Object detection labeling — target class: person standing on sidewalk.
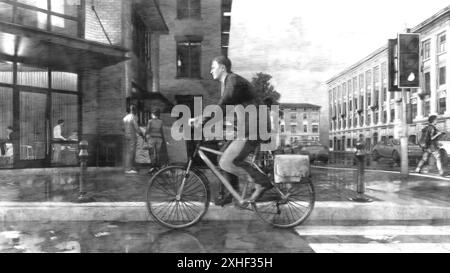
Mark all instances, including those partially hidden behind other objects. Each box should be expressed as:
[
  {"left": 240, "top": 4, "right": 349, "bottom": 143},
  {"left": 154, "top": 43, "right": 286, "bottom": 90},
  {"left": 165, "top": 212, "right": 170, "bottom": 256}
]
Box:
[
  {"left": 123, "top": 105, "right": 146, "bottom": 174},
  {"left": 415, "top": 115, "right": 445, "bottom": 176},
  {"left": 145, "top": 109, "right": 165, "bottom": 173}
]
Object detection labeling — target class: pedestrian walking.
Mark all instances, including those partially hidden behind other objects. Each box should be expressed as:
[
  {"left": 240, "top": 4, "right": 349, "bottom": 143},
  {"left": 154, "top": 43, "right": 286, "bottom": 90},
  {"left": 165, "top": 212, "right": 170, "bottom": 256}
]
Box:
[
  {"left": 123, "top": 105, "right": 146, "bottom": 174},
  {"left": 146, "top": 109, "right": 165, "bottom": 173},
  {"left": 415, "top": 115, "right": 445, "bottom": 176}
]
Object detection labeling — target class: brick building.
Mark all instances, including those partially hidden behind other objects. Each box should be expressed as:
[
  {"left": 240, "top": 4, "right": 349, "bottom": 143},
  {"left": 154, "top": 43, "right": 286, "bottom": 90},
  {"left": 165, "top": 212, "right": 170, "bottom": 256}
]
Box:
[
  {"left": 327, "top": 6, "right": 449, "bottom": 152},
  {"left": 0, "top": 0, "right": 168, "bottom": 168},
  {"left": 277, "top": 103, "right": 321, "bottom": 147},
  {"left": 156, "top": 0, "right": 232, "bottom": 111}
]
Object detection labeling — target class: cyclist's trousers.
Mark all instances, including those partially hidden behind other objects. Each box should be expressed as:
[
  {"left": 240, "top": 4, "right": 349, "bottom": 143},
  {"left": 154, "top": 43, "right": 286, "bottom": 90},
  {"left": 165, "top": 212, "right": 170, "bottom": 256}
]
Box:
[{"left": 219, "top": 139, "right": 271, "bottom": 188}]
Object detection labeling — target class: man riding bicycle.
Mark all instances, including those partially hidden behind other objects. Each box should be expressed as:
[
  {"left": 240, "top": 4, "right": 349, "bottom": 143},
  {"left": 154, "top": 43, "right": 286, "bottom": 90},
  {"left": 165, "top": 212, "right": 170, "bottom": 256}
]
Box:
[{"left": 190, "top": 56, "right": 272, "bottom": 206}]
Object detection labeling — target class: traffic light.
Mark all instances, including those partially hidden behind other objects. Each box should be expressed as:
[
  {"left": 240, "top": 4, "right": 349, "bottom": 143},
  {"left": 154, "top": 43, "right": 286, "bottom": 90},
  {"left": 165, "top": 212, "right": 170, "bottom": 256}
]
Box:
[
  {"left": 388, "top": 39, "right": 400, "bottom": 92},
  {"left": 398, "top": 33, "right": 420, "bottom": 88}
]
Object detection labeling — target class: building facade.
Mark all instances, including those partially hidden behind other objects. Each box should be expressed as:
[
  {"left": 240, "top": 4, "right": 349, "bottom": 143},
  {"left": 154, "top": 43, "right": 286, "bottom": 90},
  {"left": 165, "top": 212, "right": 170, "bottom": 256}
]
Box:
[
  {"left": 277, "top": 103, "right": 321, "bottom": 147},
  {"left": 0, "top": 0, "right": 168, "bottom": 168},
  {"left": 327, "top": 6, "right": 449, "bottom": 152},
  {"left": 157, "top": 0, "right": 231, "bottom": 110}
]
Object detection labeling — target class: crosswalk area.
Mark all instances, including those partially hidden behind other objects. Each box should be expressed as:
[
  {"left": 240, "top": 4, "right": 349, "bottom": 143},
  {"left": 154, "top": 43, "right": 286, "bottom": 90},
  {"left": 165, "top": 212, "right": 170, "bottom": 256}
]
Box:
[{"left": 294, "top": 224, "right": 450, "bottom": 253}]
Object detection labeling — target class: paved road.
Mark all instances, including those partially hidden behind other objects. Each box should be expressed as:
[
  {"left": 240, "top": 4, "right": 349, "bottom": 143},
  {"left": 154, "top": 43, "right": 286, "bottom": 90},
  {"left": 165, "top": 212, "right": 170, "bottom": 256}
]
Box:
[{"left": 1, "top": 220, "right": 448, "bottom": 253}]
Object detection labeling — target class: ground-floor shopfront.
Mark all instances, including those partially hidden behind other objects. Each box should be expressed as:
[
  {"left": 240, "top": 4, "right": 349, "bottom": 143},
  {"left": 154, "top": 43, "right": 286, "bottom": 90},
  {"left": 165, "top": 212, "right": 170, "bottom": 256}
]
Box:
[
  {"left": 329, "top": 116, "right": 450, "bottom": 152},
  {"left": 0, "top": 22, "right": 128, "bottom": 169}
]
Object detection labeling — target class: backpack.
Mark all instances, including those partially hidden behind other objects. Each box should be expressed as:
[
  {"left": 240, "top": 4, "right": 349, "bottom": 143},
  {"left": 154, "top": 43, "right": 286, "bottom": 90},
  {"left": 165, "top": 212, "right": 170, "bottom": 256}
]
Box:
[{"left": 418, "top": 125, "right": 431, "bottom": 149}]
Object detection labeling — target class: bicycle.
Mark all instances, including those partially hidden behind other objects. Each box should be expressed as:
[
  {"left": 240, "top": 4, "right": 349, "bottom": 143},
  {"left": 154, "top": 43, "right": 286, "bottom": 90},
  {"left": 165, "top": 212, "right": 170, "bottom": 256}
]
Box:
[{"left": 146, "top": 140, "right": 315, "bottom": 229}]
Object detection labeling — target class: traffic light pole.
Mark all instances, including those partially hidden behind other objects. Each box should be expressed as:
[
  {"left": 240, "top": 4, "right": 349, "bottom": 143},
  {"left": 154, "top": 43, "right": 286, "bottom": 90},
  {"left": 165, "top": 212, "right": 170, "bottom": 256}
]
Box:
[{"left": 400, "top": 88, "right": 409, "bottom": 176}]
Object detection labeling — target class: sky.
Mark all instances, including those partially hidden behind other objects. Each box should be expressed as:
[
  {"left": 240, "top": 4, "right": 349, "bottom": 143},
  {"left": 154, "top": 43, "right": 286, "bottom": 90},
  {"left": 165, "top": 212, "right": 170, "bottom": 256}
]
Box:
[{"left": 228, "top": 0, "right": 450, "bottom": 105}]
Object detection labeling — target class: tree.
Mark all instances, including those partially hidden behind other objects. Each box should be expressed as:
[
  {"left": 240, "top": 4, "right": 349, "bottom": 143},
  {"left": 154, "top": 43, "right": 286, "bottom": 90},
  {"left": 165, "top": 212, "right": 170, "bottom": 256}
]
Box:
[{"left": 251, "top": 72, "right": 281, "bottom": 105}]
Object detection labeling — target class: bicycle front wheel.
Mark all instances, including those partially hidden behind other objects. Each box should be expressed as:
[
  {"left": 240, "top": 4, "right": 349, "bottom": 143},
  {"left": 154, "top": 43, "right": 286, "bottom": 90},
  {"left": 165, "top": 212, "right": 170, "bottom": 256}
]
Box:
[
  {"left": 146, "top": 166, "right": 210, "bottom": 229},
  {"left": 252, "top": 180, "right": 315, "bottom": 228}
]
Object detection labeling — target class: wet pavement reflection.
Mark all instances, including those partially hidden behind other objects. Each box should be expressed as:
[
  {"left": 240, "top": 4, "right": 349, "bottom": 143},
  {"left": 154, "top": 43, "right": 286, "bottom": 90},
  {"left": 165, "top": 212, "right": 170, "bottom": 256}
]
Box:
[
  {"left": 0, "top": 166, "right": 449, "bottom": 206},
  {"left": 0, "top": 221, "right": 314, "bottom": 253}
]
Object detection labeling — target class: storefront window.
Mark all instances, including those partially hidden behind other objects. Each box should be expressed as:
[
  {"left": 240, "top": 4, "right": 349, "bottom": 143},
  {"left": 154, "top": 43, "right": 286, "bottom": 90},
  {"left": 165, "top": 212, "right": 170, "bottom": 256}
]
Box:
[
  {"left": 51, "top": 71, "right": 78, "bottom": 91},
  {"left": 0, "top": 61, "right": 13, "bottom": 83},
  {"left": 17, "top": 63, "right": 49, "bottom": 88},
  {"left": 0, "top": 60, "right": 80, "bottom": 167},
  {"left": 0, "top": 87, "right": 13, "bottom": 168}
]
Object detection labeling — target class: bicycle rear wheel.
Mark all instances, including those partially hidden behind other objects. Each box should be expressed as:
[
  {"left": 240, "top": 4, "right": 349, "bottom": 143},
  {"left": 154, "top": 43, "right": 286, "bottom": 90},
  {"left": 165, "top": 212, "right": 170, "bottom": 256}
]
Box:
[
  {"left": 252, "top": 180, "right": 315, "bottom": 228},
  {"left": 146, "top": 166, "right": 210, "bottom": 229}
]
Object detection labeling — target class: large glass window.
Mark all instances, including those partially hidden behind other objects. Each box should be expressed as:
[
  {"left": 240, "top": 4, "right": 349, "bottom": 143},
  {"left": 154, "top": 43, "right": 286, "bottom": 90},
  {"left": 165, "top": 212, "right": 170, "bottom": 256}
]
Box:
[
  {"left": 1, "top": 0, "right": 82, "bottom": 37},
  {"left": 19, "top": 91, "right": 46, "bottom": 160},
  {"left": 17, "top": 63, "right": 49, "bottom": 88},
  {"left": 0, "top": 59, "right": 79, "bottom": 167},
  {"left": 0, "top": 61, "right": 13, "bottom": 83},
  {"left": 0, "top": 87, "right": 13, "bottom": 167}
]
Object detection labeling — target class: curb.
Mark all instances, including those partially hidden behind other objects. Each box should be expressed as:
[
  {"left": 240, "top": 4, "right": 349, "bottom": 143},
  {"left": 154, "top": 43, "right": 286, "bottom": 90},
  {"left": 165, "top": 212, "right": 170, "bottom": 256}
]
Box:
[{"left": 1, "top": 201, "right": 449, "bottom": 222}]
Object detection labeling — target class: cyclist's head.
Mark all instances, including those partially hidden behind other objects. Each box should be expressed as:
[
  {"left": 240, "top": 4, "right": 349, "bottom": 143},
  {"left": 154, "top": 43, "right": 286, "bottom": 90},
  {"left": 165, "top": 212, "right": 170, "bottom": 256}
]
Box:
[
  {"left": 211, "top": 56, "right": 232, "bottom": 80},
  {"left": 428, "top": 115, "right": 437, "bottom": 124}
]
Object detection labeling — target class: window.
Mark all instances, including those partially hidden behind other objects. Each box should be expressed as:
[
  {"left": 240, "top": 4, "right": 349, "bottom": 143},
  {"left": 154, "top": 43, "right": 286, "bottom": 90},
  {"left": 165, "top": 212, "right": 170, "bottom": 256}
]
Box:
[
  {"left": 424, "top": 72, "right": 431, "bottom": 94},
  {"left": 439, "top": 97, "right": 446, "bottom": 115},
  {"left": 291, "top": 112, "right": 297, "bottom": 121},
  {"left": 438, "top": 33, "right": 446, "bottom": 53},
  {"left": 383, "top": 110, "right": 387, "bottom": 124},
  {"left": 366, "top": 71, "right": 372, "bottom": 107},
  {"left": 177, "top": 41, "right": 201, "bottom": 78},
  {"left": 423, "top": 40, "right": 431, "bottom": 59},
  {"left": 424, "top": 100, "right": 430, "bottom": 117},
  {"left": 303, "top": 113, "right": 308, "bottom": 120},
  {"left": 381, "top": 63, "right": 387, "bottom": 101},
  {"left": 281, "top": 125, "right": 285, "bottom": 133},
  {"left": 291, "top": 125, "right": 297, "bottom": 134},
  {"left": 390, "top": 109, "right": 395, "bottom": 122},
  {"left": 439, "top": 66, "right": 446, "bottom": 86},
  {"left": 349, "top": 100, "right": 352, "bottom": 111},
  {"left": 177, "top": 0, "right": 201, "bottom": 19},
  {"left": 412, "top": 103, "right": 417, "bottom": 119},
  {"left": 366, "top": 113, "right": 371, "bottom": 125},
  {"left": 5, "top": 0, "right": 82, "bottom": 37},
  {"left": 312, "top": 125, "right": 319, "bottom": 133},
  {"left": 303, "top": 125, "right": 308, "bottom": 133}
]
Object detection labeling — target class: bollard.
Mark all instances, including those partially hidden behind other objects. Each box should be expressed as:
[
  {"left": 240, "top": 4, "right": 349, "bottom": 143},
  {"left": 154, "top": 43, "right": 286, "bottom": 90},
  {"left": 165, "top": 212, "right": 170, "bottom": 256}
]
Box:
[
  {"left": 350, "top": 140, "right": 372, "bottom": 203},
  {"left": 77, "top": 140, "right": 94, "bottom": 203}
]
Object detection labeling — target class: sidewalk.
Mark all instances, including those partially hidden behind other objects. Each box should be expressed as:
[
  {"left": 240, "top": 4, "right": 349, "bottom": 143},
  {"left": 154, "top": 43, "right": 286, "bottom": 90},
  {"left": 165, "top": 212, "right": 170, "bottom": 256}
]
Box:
[{"left": 0, "top": 166, "right": 449, "bottom": 222}]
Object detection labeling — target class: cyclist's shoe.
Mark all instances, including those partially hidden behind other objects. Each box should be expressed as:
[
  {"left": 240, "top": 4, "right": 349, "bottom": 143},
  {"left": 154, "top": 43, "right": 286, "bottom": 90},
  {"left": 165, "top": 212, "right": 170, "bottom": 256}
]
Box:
[
  {"left": 234, "top": 199, "right": 252, "bottom": 210},
  {"left": 245, "top": 183, "right": 273, "bottom": 203},
  {"left": 214, "top": 194, "right": 233, "bottom": 207}
]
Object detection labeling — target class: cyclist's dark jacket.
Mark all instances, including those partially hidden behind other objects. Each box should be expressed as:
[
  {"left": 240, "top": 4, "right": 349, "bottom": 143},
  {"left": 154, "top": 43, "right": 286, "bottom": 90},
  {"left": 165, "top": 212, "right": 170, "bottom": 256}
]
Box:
[{"left": 217, "top": 73, "right": 265, "bottom": 140}]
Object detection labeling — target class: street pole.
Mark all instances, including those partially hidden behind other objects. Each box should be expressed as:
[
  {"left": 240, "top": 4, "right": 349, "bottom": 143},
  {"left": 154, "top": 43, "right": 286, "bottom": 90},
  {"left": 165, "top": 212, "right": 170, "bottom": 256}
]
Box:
[{"left": 400, "top": 88, "right": 409, "bottom": 176}]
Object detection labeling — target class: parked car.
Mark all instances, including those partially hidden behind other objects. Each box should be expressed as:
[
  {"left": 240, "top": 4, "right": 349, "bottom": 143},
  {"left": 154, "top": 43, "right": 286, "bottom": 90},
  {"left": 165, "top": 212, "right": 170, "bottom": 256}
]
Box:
[
  {"left": 436, "top": 133, "right": 450, "bottom": 166},
  {"left": 371, "top": 139, "right": 423, "bottom": 164},
  {"left": 299, "top": 144, "right": 330, "bottom": 163}
]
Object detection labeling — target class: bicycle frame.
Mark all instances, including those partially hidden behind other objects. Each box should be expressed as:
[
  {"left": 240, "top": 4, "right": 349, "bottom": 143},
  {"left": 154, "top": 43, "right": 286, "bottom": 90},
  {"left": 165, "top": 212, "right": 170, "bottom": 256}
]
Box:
[{"left": 176, "top": 141, "right": 284, "bottom": 205}]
